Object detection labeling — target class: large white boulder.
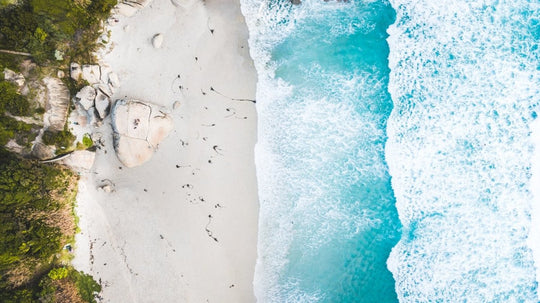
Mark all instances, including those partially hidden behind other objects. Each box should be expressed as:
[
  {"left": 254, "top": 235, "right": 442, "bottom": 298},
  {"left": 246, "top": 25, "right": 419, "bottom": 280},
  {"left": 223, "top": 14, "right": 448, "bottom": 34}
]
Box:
[
  {"left": 32, "top": 142, "right": 56, "bottom": 160},
  {"left": 111, "top": 99, "right": 173, "bottom": 167},
  {"left": 75, "top": 86, "right": 96, "bottom": 110},
  {"left": 108, "top": 72, "right": 120, "bottom": 88},
  {"left": 43, "top": 77, "right": 70, "bottom": 131},
  {"left": 94, "top": 88, "right": 111, "bottom": 120},
  {"left": 70, "top": 63, "right": 81, "bottom": 80},
  {"left": 81, "top": 65, "right": 101, "bottom": 84}
]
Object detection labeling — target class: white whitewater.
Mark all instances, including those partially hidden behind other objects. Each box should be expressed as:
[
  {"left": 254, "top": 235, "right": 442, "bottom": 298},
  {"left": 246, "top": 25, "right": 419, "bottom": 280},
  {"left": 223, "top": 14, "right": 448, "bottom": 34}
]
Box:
[{"left": 386, "top": 0, "right": 540, "bottom": 301}]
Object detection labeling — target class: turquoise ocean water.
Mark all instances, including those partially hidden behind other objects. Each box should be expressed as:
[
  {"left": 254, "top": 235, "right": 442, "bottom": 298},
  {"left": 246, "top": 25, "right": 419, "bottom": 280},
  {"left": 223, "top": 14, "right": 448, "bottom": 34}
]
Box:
[{"left": 240, "top": 0, "right": 540, "bottom": 302}]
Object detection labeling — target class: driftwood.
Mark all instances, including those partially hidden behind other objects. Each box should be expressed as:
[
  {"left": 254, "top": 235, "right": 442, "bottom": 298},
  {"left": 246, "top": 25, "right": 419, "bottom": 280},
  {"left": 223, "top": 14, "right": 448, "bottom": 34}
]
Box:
[{"left": 0, "top": 49, "right": 32, "bottom": 56}]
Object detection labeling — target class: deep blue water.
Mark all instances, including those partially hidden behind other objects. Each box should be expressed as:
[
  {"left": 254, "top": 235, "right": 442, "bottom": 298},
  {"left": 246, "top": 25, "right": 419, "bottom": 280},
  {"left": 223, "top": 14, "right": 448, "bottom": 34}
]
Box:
[{"left": 240, "top": 0, "right": 540, "bottom": 302}]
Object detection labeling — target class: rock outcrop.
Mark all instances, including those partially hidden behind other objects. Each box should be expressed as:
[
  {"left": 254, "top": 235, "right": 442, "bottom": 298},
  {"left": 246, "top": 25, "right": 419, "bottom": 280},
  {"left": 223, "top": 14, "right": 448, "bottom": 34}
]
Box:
[
  {"left": 43, "top": 77, "right": 70, "bottom": 131},
  {"left": 31, "top": 142, "right": 56, "bottom": 160},
  {"left": 111, "top": 99, "right": 173, "bottom": 167},
  {"left": 108, "top": 72, "right": 120, "bottom": 88},
  {"left": 72, "top": 83, "right": 113, "bottom": 124},
  {"left": 75, "top": 86, "right": 97, "bottom": 110},
  {"left": 81, "top": 65, "right": 101, "bottom": 84},
  {"left": 70, "top": 63, "right": 101, "bottom": 85},
  {"left": 3, "top": 68, "right": 26, "bottom": 92},
  {"left": 70, "top": 63, "right": 82, "bottom": 80},
  {"left": 94, "top": 89, "right": 111, "bottom": 120}
]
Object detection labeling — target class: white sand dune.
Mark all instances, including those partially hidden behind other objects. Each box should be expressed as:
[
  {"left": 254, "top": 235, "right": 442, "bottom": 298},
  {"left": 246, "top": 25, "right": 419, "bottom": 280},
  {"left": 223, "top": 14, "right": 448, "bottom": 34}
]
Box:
[{"left": 72, "top": 0, "right": 259, "bottom": 302}]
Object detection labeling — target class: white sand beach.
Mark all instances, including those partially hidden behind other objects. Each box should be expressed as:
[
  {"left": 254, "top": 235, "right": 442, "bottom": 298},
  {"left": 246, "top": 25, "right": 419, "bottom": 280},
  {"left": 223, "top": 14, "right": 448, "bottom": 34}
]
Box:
[{"left": 72, "top": 0, "right": 259, "bottom": 302}]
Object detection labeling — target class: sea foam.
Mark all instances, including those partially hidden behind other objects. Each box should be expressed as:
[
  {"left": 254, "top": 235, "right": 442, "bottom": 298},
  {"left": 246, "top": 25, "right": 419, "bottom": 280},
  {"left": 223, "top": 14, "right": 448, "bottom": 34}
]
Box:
[{"left": 386, "top": 0, "right": 540, "bottom": 301}]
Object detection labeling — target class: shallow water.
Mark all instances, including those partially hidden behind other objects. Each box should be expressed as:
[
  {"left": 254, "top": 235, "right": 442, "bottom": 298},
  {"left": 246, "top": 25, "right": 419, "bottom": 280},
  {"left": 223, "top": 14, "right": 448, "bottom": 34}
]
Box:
[{"left": 241, "top": 1, "right": 401, "bottom": 302}]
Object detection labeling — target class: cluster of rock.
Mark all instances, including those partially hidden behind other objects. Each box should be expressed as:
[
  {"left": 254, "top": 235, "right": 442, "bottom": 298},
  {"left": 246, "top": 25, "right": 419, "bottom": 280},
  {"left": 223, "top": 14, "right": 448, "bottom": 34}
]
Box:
[
  {"left": 1, "top": 7, "right": 178, "bottom": 169},
  {"left": 111, "top": 100, "right": 173, "bottom": 167},
  {"left": 70, "top": 63, "right": 119, "bottom": 127},
  {"left": 69, "top": 63, "right": 173, "bottom": 167}
]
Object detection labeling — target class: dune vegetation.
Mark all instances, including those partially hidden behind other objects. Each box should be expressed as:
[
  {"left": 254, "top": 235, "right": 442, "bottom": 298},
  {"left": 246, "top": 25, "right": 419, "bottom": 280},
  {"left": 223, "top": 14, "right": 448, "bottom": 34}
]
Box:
[{"left": 0, "top": 0, "right": 118, "bottom": 301}]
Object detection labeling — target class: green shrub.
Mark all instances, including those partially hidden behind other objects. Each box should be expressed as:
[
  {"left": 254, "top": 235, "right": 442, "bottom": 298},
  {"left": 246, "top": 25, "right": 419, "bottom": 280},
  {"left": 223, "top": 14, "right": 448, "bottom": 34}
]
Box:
[
  {"left": 87, "top": 0, "right": 117, "bottom": 18},
  {"left": 47, "top": 267, "right": 68, "bottom": 280},
  {"left": 42, "top": 129, "right": 75, "bottom": 151},
  {"left": 0, "top": 0, "right": 118, "bottom": 65},
  {"left": 0, "top": 114, "right": 36, "bottom": 146},
  {"left": 82, "top": 133, "right": 93, "bottom": 147},
  {"left": 73, "top": 269, "right": 101, "bottom": 303},
  {"left": 0, "top": 81, "right": 31, "bottom": 116}
]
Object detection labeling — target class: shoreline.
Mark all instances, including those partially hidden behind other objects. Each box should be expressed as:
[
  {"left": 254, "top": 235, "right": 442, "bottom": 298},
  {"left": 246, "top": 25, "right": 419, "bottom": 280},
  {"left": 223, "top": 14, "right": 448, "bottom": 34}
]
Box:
[{"left": 72, "top": 1, "right": 260, "bottom": 301}]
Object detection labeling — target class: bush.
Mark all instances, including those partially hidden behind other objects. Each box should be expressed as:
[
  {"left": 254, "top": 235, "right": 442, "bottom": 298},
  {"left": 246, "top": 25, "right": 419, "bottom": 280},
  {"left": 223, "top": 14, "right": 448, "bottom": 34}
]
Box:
[
  {"left": 79, "top": 133, "right": 93, "bottom": 149},
  {"left": 48, "top": 267, "right": 69, "bottom": 280},
  {"left": 0, "top": 114, "right": 36, "bottom": 147},
  {"left": 42, "top": 129, "right": 75, "bottom": 151},
  {"left": 0, "top": 81, "right": 31, "bottom": 116},
  {"left": 38, "top": 266, "right": 101, "bottom": 303},
  {"left": 73, "top": 269, "right": 101, "bottom": 303},
  {"left": 82, "top": 134, "right": 92, "bottom": 147}
]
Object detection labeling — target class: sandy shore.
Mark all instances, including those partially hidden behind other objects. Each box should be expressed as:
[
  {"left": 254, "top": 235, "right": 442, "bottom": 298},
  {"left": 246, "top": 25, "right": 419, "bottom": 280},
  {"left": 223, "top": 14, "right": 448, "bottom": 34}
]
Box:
[{"left": 72, "top": 0, "right": 259, "bottom": 302}]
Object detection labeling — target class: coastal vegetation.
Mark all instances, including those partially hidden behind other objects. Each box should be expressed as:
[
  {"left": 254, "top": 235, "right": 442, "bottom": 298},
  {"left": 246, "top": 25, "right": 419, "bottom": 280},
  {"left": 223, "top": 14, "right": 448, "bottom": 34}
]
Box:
[
  {"left": 0, "top": 80, "right": 31, "bottom": 116},
  {"left": 0, "top": 0, "right": 117, "bottom": 65},
  {"left": 0, "top": 80, "right": 39, "bottom": 150},
  {"left": 0, "top": 0, "right": 115, "bottom": 153},
  {"left": 0, "top": 0, "right": 117, "bottom": 301},
  {"left": 42, "top": 128, "right": 76, "bottom": 153},
  {"left": 0, "top": 149, "right": 101, "bottom": 302}
]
